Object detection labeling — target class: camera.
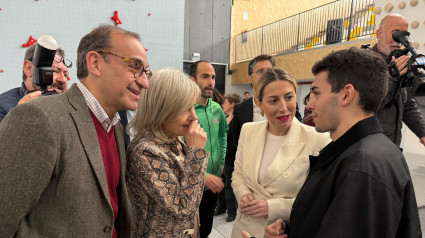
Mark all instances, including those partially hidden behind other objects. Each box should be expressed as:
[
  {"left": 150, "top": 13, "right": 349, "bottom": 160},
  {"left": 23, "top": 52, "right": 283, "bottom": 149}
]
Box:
[
  {"left": 389, "top": 31, "right": 425, "bottom": 105},
  {"left": 32, "top": 35, "right": 58, "bottom": 95}
]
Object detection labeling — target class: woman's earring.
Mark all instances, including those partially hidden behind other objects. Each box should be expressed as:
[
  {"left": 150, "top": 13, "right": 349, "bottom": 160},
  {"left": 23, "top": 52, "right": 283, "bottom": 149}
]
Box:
[{"left": 260, "top": 110, "right": 264, "bottom": 117}]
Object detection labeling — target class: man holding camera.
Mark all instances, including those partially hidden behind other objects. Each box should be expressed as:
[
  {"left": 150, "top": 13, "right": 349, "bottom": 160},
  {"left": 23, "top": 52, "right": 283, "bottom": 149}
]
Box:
[
  {"left": 0, "top": 45, "right": 69, "bottom": 123},
  {"left": 373, "top": 13, "right": 425, "bottom": 147},
  {"left": 0, "top": 25, "right": 149, "bottom": 237}
]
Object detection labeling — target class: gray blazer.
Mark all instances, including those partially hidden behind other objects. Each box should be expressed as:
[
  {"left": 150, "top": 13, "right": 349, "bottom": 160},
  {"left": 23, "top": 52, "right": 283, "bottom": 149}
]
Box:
[{"left": 0, "top": 84, "right": 132, "bottom": 237}]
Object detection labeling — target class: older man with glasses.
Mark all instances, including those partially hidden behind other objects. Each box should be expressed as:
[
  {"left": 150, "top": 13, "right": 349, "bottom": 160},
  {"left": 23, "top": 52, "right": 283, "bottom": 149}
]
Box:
[
  {"left": 0, "top": 24, "right": 150, "bottom": 237},
  {"left": 0, "top": 45, "right": 71, "bottom": 122}
]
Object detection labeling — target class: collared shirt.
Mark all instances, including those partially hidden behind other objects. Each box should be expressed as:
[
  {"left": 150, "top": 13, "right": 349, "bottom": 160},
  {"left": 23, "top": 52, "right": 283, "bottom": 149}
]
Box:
[
  {"left": 252, "top": 96, "right": 267, "bottom": 122},
  {"left": 77, "top": 81, "right": 120, "bottom": 132},
  {"left": 127, "top": 110, "right": 136, "bottom": 141}
]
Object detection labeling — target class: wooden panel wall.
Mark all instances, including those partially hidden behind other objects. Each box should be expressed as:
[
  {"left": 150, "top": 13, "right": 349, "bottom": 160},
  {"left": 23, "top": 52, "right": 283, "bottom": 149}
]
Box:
[{"left": 231, "top": 38, "right": 376, "bottom": 84}]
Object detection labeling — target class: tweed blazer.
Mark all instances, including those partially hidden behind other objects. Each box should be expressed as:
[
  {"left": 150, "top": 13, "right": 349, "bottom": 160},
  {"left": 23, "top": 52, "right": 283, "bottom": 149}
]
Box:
[
  {"left": 231, "top": 119, "right": 331, "bottom": 238},
  {"left": 0, "top": 84, "right": 132, "bottom": 237}
]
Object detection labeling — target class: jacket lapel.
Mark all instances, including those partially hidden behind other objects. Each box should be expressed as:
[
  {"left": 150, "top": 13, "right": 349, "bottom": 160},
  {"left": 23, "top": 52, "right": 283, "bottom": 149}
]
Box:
[
  {"left": 261, "top": 119, "right": 305, "bottom": 187},
  {"left": 247, "top": 122, "right": 268, "bottom": 192},
  {"left": 67, "top": 84, "right": 111, "bottom": 205},
  {"left": 114, "top": 123, "right": 126, "bottom": 174}
]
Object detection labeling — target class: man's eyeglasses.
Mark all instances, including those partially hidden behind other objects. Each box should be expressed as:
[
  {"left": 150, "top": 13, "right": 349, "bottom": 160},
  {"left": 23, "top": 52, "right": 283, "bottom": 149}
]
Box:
[
  {"left": 54, "top": 56, "right": 73, "bottom": 68},
  {"left": 97, "top": 51, "right": 152, "bottom": 79}
]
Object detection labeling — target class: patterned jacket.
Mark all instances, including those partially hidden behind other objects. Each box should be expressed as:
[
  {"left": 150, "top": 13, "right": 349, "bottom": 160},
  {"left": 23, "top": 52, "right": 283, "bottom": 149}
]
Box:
[{"left": 126, "top": 130, "right": 209, "bottom": 238}]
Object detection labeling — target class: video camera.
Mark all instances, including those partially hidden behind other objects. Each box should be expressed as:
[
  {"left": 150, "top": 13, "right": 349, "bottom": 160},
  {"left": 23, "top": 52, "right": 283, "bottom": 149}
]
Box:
[
  {"left": 389, "top": 31, "right": 425, "bottom": 104},
  {"left": 32, "top": 35, "right": 58, "bottom": 95}
]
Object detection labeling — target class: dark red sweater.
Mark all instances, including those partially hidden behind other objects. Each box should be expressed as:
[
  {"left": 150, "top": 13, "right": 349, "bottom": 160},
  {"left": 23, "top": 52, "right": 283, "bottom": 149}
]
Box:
[{"left": 89, "top": 110, "right": 120, "bottom": 238}]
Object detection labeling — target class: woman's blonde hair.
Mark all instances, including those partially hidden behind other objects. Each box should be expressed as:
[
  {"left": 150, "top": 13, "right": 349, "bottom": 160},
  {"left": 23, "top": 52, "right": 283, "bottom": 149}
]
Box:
[
  {"left": 128, "top": 67, "right": 200, "bottom": 141},
  {"left": 254, "top": 67, "right": 297, "bottom": 102}
]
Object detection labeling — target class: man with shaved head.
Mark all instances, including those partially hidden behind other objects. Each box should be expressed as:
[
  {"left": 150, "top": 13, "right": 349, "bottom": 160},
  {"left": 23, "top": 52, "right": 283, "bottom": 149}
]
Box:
[{"left": 373, "top": 13, "right": 425, "bottom": 148}]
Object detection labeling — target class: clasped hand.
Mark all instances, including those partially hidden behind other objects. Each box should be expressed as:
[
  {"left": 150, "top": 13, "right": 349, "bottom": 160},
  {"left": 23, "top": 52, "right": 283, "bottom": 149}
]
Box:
[{"left": 240, "top": 193, "right": 268, "bottom": 218}]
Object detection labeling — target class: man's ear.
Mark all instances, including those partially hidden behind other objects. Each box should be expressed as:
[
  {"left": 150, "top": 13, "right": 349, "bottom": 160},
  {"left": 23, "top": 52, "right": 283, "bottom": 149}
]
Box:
[
  {"left": 86, "top": 51, "right": 102, "bottom": 77},
  {"left": 190, "top": 76, "right": 196, "bottom": 82},
  {"left": 340, "top": 84, "right": 356, "bottom": 106},
  {"left": 376, "top": 29, "right": 383, "bottom": 41},
  {"left": 23, "top": 60, "right": 33, "bottom": 78},
  {"left": 248, "top": 75, "right": 253, "bottom": 84}
]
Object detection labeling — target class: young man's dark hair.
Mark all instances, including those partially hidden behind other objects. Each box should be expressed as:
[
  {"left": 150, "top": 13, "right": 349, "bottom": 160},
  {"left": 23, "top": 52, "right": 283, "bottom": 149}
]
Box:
[
  {"left": 248, "top": 54, "right": 275, "bottom": 75},
  {"left": 312, "top": 47, "right": 388, "bottom": 113}
]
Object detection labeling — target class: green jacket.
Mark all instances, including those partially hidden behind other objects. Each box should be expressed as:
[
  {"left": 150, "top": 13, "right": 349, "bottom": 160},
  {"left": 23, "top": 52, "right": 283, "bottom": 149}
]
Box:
[{"left": 193, "top": 98, "right": 228, "bottom": 177}]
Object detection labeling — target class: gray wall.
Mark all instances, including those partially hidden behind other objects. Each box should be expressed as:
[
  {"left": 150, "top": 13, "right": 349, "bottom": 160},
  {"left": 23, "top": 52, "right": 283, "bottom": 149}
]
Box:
[
  {"left": 0, "top": 0, "right": 185, "bottom": 94},
  {"left": 184, "top": 0, "right": 231, "bottom": 64}
]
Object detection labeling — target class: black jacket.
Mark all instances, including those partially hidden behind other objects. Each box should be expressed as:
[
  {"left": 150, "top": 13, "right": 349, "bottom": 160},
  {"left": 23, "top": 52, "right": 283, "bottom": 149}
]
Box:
[
  {"left": 289, "top": 117, "right": 421, "bottom": 238},
  {"left": 231, "top": 97, "right": 254, "bottom": 153}
]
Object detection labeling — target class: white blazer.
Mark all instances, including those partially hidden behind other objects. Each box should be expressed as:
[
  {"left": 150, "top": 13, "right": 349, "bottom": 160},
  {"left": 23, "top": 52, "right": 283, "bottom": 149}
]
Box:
[{"left": 231, "top": 119, "right": 330, "bottom": 238}]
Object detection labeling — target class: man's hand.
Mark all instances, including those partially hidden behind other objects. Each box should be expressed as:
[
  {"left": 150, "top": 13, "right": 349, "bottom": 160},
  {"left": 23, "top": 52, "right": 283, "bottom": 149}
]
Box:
[
  {"left": 392, "top": 55, "right": 409, "bottom": 76},
  {"left": 240, "top": 193, "right": 268, "bottom": 218},
  {"left": 17, "top": 91, "right": 42, "bottom": 105},
  {"left": 204, "top": 174, "right": 224, "bottom": 193},
  {"left": 264, "top": 219, "right": 288, "bottom": 238},
  {"left": 420, "top": 136, "right": 425, "bottom": 146},
  {"left": 185, "top": 120, "right": 207, "bottom": 149}
]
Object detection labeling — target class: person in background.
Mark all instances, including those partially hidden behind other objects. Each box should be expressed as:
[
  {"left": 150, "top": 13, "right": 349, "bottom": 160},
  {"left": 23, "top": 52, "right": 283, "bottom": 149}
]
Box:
[
  {"left": 212, "top": 87, "right": 226, "bottom": 219},
  {"left": 221, "top": 93, "right": 242, "bottom": 222},
  {"left": 189, "top": 60, "right": 228, "bottom": 238},
  {"left": 231, "top": 68, "right": 330, "bottom": 238},
  {"left": 126, "top": 67, "right": 209, "bottom": 237},
  {"left": 373, "top": 13, "right": 425, "bottom": 147},
  {"left": 232, "top": 55, "right": 275, "bottom": 158},
  {"left": 213, "top": 88, "right": 224, "bottom": 105},
  {"left": 243, "top": 91, "right": 251, "bottom": 101},
  {"left": 0, "top": 45, "right": 70, "bottom": 122},
  {"left": 301, "top": 93, "right": 314, "bottom": 127}
]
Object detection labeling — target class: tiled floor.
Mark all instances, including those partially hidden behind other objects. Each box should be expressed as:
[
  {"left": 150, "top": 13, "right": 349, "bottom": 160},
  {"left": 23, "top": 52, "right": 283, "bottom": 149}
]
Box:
[
  {"left": 210, "top": 213, "right": 234, "bottom": 238},
  {"left": 210, "top": 152, "right": 425, "bottom": 238},
  {"left": 405, "top": 153, "right": 425, "bottom": 208}
]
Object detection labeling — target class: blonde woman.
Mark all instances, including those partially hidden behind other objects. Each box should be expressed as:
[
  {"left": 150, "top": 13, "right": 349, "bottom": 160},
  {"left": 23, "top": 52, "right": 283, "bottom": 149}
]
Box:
[
  {"left": 126, "top": 67, "right": 209, "bottom": 237},
  {"left": 231, "top": 68, "right": 330, "bottom": 238}
]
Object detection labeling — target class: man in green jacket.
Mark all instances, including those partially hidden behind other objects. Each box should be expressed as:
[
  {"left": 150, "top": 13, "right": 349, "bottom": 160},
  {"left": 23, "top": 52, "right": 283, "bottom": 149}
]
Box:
[{"left": 190, "top": 60, "right": 228, "bottom": 238}]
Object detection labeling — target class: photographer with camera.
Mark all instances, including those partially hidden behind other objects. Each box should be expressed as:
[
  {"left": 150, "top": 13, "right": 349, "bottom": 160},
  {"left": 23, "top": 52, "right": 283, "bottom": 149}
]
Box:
[
  {"left": 372, "top": 13, "right": 425, "bottom": 147},
  {"left": 0, "top": 44, "right": 70, "bottom": 123}
]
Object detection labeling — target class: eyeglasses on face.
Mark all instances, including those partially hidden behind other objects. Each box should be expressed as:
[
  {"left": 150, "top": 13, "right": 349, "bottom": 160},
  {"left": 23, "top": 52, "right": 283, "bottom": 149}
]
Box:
[
  {"left": 53, "top": 55, "right": 73, "bottom": 68},
  {"left": 97, "top": 50, "right": 152, "bottom": 78}
]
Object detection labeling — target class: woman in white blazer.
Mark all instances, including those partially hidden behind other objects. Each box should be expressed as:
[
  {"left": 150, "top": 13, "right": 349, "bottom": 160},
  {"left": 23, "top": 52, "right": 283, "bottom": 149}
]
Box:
[{"left": 231, "top": 68, "right": 330, "bottom": 238}]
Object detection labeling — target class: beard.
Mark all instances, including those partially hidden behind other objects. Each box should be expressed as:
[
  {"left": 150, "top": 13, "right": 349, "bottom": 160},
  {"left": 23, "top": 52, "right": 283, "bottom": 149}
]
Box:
[
  {"left": 378, "top": 41, "right": 401, "bottom": 57},
  {"left": 201, "top": 87, "right": 214, "bottom": 98}
]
